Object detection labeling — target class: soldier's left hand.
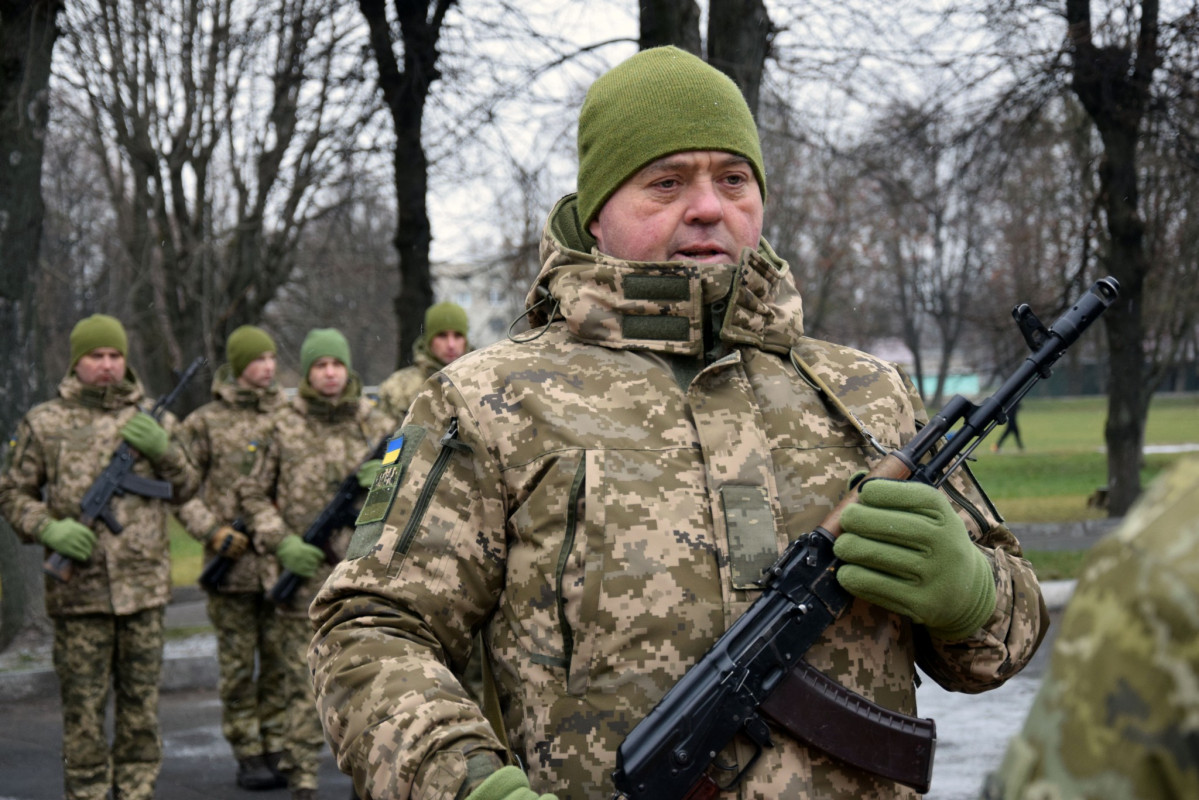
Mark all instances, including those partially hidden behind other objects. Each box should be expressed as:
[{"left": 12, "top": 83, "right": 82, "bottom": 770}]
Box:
[
  {"left": 356, "top": 459, "right": 383, "bottom": 488},
  {"left": 209, "top": 525, "right": 250, "bottom": 559},
  {"left": 464, "top": 766, "right": 559, "bottom": 800},
  {"left": 834, "top": 478, "right": 997, "bottom": 641},
  {"left": 121, "top": 412, "right": 169, "bottom": 461}
]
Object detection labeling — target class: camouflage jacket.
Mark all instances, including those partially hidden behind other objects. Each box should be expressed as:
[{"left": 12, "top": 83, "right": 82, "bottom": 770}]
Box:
[
  {"left": 309, "top": 194, "right": 1047, "bottom": 800},
  {"left": 0, "top": 370, "right": 199, "bottom": 616},
  {"left": 177, "top": 363, "right": 285, "bottom": 594},
  {"left": 239, "top": 373, "right": 395, "bottom": 617},
  {"left": 377, "top": 341, "right": 451, "bottom": 423},
  {"left": 985, "top": 456, "right": 1199, "bottom": 800}
]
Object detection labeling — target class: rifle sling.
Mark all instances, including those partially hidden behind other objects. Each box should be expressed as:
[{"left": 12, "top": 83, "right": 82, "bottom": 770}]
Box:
[{"left": 759, "top": 659, "right": 935, "bottom": 794}]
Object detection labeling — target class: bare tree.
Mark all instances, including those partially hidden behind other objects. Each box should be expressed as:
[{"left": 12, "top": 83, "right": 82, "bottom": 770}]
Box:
[
  {"left": 357, "top": 0, "right": 457, "bottom": 370},
  {"left": 54, "top": 0, "right": 380, "bottom": 405},
  {"left": 0, "top": 0, "right": 60, "bottom": 651},
  {"left": 639, "top": 0, "right": 701, "bottom": 54}
]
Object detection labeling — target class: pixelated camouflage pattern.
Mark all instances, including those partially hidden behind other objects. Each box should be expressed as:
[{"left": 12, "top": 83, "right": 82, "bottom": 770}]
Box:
[
  {"left": 178, "top": 362, "right": 285, "bottom": 594},
  {"left": 984, "top": 456, "right": 1199, "bottom": 800},
  {"left": 53, "top": 607, "right": 165, "bottom": 800},
  {"left": 239, "top": 372, "right": 396, "bottom": 619},
  {"left": 206, "top": 591, "right": 290, "bottom": 758},
  {"left": 237, "top": 372, "right": 394, "bottom": 790},
  {"left": 309, "top": 194, "right": 1046, "bottom": 800},
  {"left": 0, "top": 370, "right": 200, "bottom": 616},
  {"left": 276, "top": 614, "right": 329, "bottom": 791},
  {"left": 377, "top": 341, "right": 450, "bottom": 423}
]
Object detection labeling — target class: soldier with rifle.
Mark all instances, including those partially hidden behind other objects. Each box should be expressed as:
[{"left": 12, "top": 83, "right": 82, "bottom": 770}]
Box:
[
  {"left": 307, "top": 47, "right": 1051, "bottom": 800},
  {"left": 178, "top": 325, "right": 289, "bottom": 791},
  {"left": 0, "top": 314, "right": 200, "bottom": 800},
  {"left": 239, "top": 327, "right": 395, "bottom": 800}
]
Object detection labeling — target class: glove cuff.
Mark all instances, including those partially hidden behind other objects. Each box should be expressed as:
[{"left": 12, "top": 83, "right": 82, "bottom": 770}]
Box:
[
  {"left": 927, "top": 552, "right": 997, "bottom": 641},
  {"left": 464, "top": 766, "right": 531, "bottom": 800}
]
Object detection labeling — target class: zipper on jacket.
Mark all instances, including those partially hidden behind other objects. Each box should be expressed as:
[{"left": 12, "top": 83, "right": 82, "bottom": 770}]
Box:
[
  {"left": 546, "top": 458, "right": 587, "bottom": 673},
  {"left": 396, "top": 418, "right": 461, "bottom": 557}
]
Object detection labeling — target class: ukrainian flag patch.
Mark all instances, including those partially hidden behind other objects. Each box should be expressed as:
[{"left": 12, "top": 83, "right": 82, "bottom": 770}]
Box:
[{"left": 382, "top": 435, "right": 404, "bottom": 466}]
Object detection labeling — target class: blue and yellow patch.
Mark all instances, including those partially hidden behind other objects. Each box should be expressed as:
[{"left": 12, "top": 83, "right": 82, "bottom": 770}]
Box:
[{"left": 381, "top": 435, "right": 404, "bottom": 466}]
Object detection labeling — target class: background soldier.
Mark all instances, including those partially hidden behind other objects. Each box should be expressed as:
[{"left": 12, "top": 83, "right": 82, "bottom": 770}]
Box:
[
  {"left": 239, "top": 327, "right": 395, "bottom": 800},
  {"left": 178, "top": 325, "right": 289, "bottom": 790},
  {"left": 307, "top": 48, "right": 1046, "bottom": 800},
  {"left": 0, "top": 314, "right": 199, "bottom": 800},
  {"left": 984, "top": 456, "right": 1199, "bottom": 799},
  {"left": 377, "top": 300, "right": 471, "bottom": 422}
]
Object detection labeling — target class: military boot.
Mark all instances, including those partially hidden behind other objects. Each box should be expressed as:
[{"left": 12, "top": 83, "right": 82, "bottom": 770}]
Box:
[{"left": 238, "top": 755, "right": 285, "bottom": 790}]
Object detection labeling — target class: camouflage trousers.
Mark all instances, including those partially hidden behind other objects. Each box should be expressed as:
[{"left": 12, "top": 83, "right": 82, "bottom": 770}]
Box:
[
  {"left": 52, "top": 607, "right": 165, "bottom": 800},
  {"left": 276, "top": 613, "right": 325, "bottom": 791},
  {"left": 206, "top": 591, "right": 289, "bottom": 760}
]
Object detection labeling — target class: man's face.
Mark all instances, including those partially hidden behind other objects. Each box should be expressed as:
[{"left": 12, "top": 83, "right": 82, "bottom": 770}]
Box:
[
  {"left": 308, "top": 356, "right": 349, "bottom": 399},
  {"left": 429, "top": 331, "right": 467, "bottom": 365},
  {"left": 588, "top": 150, "right": 763, "bottom": 264},
  {"left": 74, "top": 347, "right": 127, "bottom": 388},
  {"left": 238, "top": 352, "right": 277, "bottom": 390}
]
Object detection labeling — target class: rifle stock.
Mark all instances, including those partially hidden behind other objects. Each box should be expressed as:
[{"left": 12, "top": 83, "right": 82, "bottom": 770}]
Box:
[
  {"left": 267, "top": 437, "right": 388, "bottom": 604},
  {"left": 44, "top": 356, "right": 206, "bottom": 583},
  {"left": 611, "top": 278, "right": 1119, "bottom": 800}
]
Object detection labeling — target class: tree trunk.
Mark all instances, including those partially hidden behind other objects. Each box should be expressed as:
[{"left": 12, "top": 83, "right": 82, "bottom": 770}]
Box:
[
  {"left": 0, "top": 0, "right": 60, "bottom": 651},
  {"left": 639, "top": 0, "right": 701, "bottom": 55},
  {"left": 708, "top": 0, "right": 772, "bottom": 114},
  {"left": 359, "top": 0, "right": 454, "bottom": 369},
  {"left": 1065, "top": 0, "right": 1159, "bottom": 515}
]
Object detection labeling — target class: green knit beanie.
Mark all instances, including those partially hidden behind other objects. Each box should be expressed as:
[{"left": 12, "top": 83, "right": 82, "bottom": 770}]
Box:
[
  {"left": 70, "top": 314, "right": 128, "bottom": 369},
  {"left": 300, "top": 328, "right": 351, "bottom": 377},
  {"left": 423, "top": 302, "right": 469, "bottom": 348},
  {"left": 226, "top": 325, "right": 277, "bottom": 378},
  {"left": 577, "top": 45, "right": 767, "bottom": 227}
]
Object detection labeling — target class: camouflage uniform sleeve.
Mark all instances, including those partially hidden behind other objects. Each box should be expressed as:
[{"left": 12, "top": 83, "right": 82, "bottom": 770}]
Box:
[
  {"left": 984, "top": 458, "right": 1199, "bottom": 800},
  {"left": 155, "top": 409, "right": 202, "bottom": 504},
  {"left": 0, "top": 417, "right": 53, "bottom": 541},
  {"left": 176, "top": 409, "right": 219, "bottom": 543},
  {"left": 238, "top": 427, "right": 287, "bottom": 550},
  {"left": 309, "top": 376, "right": 508, "bottom": 800}
]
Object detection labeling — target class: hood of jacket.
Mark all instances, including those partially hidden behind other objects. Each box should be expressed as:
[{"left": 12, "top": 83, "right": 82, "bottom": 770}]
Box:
[
  {"left": 211, "top": 362, "right": 284, "bottom": 412},
  {"left": 58, "top": 367, "right": 147, "bottom": 411},
  {"left": 524, "top": 193, "right": 805, "bottom": 358}
]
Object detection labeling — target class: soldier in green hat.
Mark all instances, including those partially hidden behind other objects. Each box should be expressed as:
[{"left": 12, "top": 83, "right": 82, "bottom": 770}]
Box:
[
  {"left": 239, "top": 327, "right": 395, "bottom": 800},
  {"left": 178, "top": 325, "right": 289, "bottom": 790},
  {"left": 0, "top": 314, "right": 200, "bottom": 800},
  {"left": 377, "top": 301, "right": 472, "bottom": 423},
  {"left": 308, "top": 47, "right": 1047, "bottom": 800}
]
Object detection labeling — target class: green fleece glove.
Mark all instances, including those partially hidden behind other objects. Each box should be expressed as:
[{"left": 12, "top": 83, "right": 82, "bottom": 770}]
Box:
[
  {"left": 356, "top": 459, "right": 383, "bottom": 488},
  {"left": 465, "top": 766, "right": 558, "bottom": 800},
  {"left": 276, "top": 534, "right": 324, "bottom": 577},
  {"left": 834, "top": 479, "right": 997, "bottom": 641},
  {"left": 120, "top": 412, "right": 169, "bottom": 461},
  {"left": 40, "top": 518, "right": 97, "bottom": 561}
]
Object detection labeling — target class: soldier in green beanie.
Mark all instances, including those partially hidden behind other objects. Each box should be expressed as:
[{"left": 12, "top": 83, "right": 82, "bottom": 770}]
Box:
[
  {"left": 0, "top": 314, "right": 200, "bottom": 800},
  {"left": 309, "top": 46, "right": 1045, "bottom": 800},
  {"left": 239, "top": 327, "right": 394, "bottom": 800},
  {"left": 178, "top": 324, "right": 288, "bottom": 790},
  {"left": 377, "top": 301, "right": 472, "bottom": 422}
]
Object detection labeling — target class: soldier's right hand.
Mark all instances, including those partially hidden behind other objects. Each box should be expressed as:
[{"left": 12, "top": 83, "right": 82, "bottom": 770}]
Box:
[
  {"left": 39, "top": 518, "right": 97, "bottom": 562},
  {"left": 209, "top": 525, "right": 250, "bottom": 559},
  {"left": 462, "top": 766, "right": 559, "bottom": 800},
  {"left": 276, "top": 534, "right": 324, "bottom": 577}
]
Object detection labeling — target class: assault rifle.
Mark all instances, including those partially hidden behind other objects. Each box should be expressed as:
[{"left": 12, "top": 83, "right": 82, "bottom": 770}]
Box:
[
  {"left": 44, "top": 356, "right": 206, "bottom": 583},
  {"left": 197, "top": 518, "right": 249, "bottom": 591},
  {"left": 267, "top": 437, "right": 388, "bottom": 604},
  {"left": 611, "top": 278, "right": 1120, "bottom": 800}
]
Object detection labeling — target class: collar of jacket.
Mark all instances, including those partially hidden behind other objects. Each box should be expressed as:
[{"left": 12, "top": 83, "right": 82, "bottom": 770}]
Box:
[
  {"left": 525, "top": 193, "right": 805, "bottom": 358},
  {"left": 60, "top": 370, "right": 145, "bottom": 411},
  {"left": 212, "top": 362, "right": 281, "bottom": 412},
  {"left": 296, "top": 372, "right": 364, "bottom": 423}
]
